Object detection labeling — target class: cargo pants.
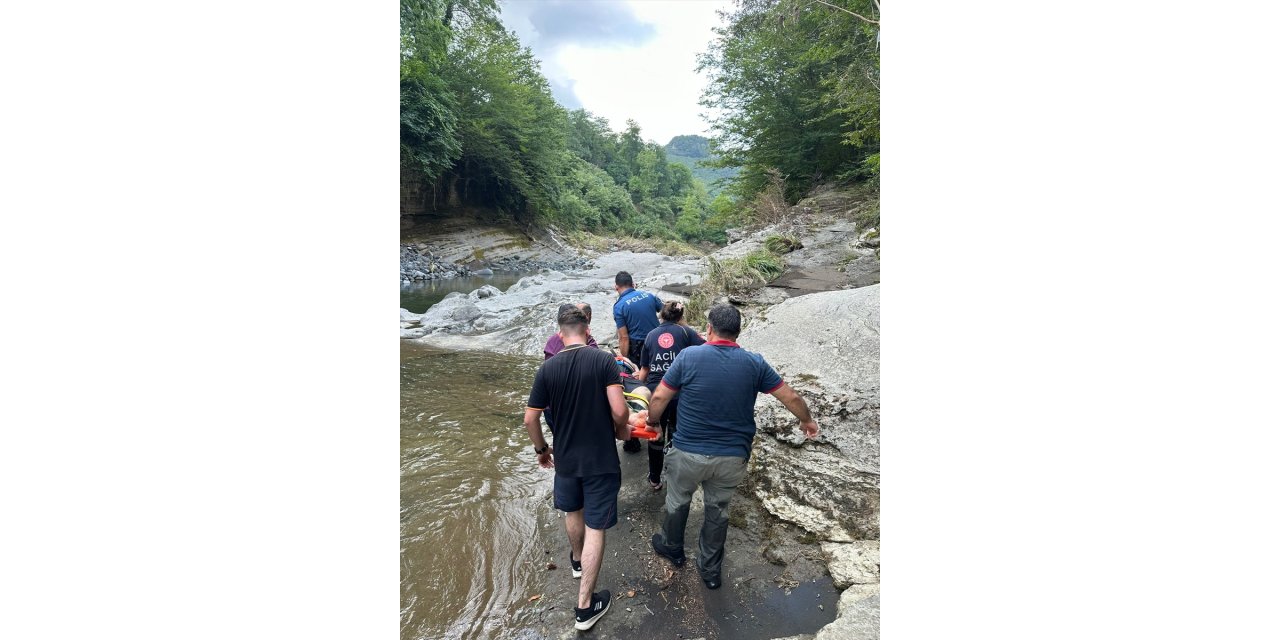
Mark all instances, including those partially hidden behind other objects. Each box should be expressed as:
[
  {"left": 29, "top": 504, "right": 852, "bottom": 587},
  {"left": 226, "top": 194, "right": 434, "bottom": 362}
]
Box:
[{"left": 654, "top": 446, "right": 749, "bottom": 582}]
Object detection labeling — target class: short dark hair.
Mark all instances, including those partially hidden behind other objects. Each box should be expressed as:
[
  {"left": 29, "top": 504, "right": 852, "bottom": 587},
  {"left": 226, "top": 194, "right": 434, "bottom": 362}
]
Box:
[
  {"left": 707, "top": 304, "right": 741, "bottom": 339},
  {"left": 576, "top": 302, "right": 592, "bottom": 323},
  {"left": 557, "top": 303, "right": 576, "bottom": 317},
  {"left": 558, "top": 307, "right": 590, "bottom": 336},
  {"left": 659, "top": 300, "right": 685, "bottom": 323},
  {"left": 615, "top": 271, "right": 634, "bottom": 288}
]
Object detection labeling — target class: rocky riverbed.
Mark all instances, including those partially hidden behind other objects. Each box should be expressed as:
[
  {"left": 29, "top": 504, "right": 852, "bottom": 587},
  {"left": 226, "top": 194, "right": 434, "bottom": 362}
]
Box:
[
  {"left": 400, "top": 216, "right": 590, "bottom": 286},
  {"left": 401, "top": 188, "right": 880, "bottom": 639}
]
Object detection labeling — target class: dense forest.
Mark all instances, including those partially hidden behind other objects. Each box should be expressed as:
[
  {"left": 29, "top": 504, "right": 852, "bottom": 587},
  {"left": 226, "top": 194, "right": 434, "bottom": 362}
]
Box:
[{"left": 400, "top": 0, "right": 879, "bottom": 245}]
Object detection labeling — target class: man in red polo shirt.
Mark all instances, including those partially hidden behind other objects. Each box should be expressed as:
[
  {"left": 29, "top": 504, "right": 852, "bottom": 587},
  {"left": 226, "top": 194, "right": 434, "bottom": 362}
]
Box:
[{"left": 644, "top": 304, "right": 818, "bottom": 590}]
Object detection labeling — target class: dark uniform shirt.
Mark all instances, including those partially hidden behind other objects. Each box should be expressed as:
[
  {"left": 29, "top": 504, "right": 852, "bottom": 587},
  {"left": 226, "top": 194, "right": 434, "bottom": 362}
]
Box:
[
  {"left": 659, "top": 340, "right": 784, "bottom": 459},
  {"left": 613, "top": 288, "right": 662, "bottom": 342},
  {"left": 639, "top": 322, "right": 706, "bottom": 391},
  {"left": 527, "top": 345, "right": 624, "bottom": 477}
]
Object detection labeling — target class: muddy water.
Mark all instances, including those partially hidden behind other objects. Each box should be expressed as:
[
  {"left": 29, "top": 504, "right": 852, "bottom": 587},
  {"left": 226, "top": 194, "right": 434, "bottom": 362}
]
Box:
[{"left": 400, "top": 342, "right": 551, "bottom": 640}]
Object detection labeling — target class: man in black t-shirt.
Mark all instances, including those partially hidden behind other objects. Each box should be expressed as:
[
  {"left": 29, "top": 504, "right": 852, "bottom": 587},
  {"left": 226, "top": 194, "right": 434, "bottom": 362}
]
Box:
[
  {"left": 637, "top": 301, "right": 705, "bottom": 489},
  {"left": 523, "top": 307, "right": 631, "bottom": 631}
]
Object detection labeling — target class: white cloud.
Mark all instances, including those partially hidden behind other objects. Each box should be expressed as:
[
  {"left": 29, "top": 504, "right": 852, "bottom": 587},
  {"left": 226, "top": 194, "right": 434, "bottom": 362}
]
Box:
[{"left": 501, "top": 0, "right": 733, "bottom": 145}]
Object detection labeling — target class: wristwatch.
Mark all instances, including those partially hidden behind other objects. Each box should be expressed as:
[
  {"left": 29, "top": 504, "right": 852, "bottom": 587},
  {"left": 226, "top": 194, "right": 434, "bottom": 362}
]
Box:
[{"left": 533, "top": 444, "right": 549, "bottom": 455}]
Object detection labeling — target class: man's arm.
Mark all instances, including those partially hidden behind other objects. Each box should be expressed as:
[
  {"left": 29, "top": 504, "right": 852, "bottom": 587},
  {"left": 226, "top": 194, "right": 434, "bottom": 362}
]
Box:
[
  {"left": 646, "top": 382, "right": 676, "bottom": 427},
  {"left": 616, "top": 325, "right": 629, "bottom": 353},
  {"left": 523, "top": 408, "right": 554, "bottom": 468},
  {"left": 606, "top": 385, "right": 630, "bottom": 440},
  {"left": 769, "top": 383, "right": 819, "bottom": 439}
]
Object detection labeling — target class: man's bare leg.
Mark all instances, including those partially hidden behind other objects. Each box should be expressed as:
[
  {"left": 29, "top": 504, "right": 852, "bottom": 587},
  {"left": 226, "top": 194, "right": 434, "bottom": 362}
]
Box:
[
  {"left": 578, "top": 526, "right": 606, "bottom": 608},
  {"left": 565, "top": 510, "right": 585, "bottom": 565}
]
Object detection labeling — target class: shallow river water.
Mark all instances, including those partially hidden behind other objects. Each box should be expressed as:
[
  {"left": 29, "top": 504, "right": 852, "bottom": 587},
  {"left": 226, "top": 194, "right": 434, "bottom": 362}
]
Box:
[
  {"left": 400, "top": 342, "right": 550, "bottom": 640},
  {"left": 400, "top": 273, "right": 529, "bottom": 314}
]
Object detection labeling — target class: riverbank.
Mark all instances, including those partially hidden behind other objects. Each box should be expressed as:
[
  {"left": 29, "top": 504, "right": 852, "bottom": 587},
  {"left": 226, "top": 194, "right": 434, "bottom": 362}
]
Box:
[
  {"left": 400, "top": 186, "right": 881, "bottom": 639},
  {"left": 400, "top": 216, "right": 591, "bottom": 285}
]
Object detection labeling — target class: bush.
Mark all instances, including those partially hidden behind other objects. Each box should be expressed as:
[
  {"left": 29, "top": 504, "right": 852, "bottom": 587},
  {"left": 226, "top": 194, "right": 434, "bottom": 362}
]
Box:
[
  {"left": 749, "top": 168, "right": 790, "bottom": 226},
  {"left": 684, "top": 251, "right": 783, "bottom": 322},
  {"left": 764, "top": 234, "right": 802, "bottom": 254},
  {"left": 744, "top": 249, "right": 784, "bottom": 280}
]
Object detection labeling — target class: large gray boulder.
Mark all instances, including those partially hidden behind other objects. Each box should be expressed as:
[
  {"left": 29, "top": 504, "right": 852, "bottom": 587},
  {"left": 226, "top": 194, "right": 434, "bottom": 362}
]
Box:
[
  {"left": 813, "top": 584, "right": 880, "bottom": 640},
  {"left": 740, "top": 285, "right": 880, "bottom": 542},
  {"left": 468, "top": 285, "right": 502, "bottom": 300},
  {"left": 821, "top": 541, "right": 880, "bottom": 589},
  {"left": 419, "top": 295, "right": 482, "bottom": 327}
]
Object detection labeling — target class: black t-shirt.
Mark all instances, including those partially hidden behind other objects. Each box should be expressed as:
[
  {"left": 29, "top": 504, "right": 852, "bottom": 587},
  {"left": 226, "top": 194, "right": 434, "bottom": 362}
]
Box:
[
  {"left": 639, "top": 322, "right": 706, "bottom": 391},
  {"left": 527, "top": 346, "right": 624, "bottom": 477}
]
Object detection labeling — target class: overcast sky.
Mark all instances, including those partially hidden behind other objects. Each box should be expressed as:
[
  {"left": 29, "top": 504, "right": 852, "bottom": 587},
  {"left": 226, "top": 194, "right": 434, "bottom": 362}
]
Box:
[{"left": 498, "top": 0, "right": 735, "bottom": 146}]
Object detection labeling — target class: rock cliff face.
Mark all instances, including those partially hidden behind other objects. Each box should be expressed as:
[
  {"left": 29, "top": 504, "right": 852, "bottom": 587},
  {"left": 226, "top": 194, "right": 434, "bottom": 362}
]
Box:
[
  {"left": 400, "top": 218, "right": 589, "bottom": 286},
  {"left": 741, "top": 285, "right": 881, "bottom": 544},
  {"left": 739, "top": 284, "right": 881, "bottom": 640}
]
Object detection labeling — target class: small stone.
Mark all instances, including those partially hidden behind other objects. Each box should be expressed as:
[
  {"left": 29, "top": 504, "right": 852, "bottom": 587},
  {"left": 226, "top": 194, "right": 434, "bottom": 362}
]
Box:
[{"left": 547, "top": 562, "right": 557, "bottom": 570}]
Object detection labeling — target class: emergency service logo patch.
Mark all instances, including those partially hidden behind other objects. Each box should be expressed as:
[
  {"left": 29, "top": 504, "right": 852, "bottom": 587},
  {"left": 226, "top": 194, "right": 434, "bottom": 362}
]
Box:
[{"left": 658, "top": 332, "right": 675, "bottom": 349}]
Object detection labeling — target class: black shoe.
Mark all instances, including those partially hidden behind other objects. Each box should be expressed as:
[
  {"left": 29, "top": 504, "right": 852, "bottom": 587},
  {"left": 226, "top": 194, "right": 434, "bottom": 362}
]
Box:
[
  {"left": 623, "top": 438, "right": 642, "bottom": 453},
  {"left": 696, "top": 558, "right": 721, "bottom": 589},
  {"left": 574, "top": 590, "right": 611, "bottom": 631},
  {"left": 650, "top": 534, "right": 685, "bottom": 567},
  {"left": 569, "top": 552, "right": 583, "bottom": 579}
]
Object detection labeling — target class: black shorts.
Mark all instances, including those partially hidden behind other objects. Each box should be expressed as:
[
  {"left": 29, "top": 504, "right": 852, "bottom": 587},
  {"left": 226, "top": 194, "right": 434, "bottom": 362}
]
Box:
[{"left": 554, "top": 473, "right": 621, "bottom": 530}]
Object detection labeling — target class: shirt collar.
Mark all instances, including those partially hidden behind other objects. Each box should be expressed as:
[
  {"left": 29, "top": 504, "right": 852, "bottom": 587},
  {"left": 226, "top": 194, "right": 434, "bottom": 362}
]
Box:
[{"left": 707, "top": 339, "right": 740, "bottom": 348}]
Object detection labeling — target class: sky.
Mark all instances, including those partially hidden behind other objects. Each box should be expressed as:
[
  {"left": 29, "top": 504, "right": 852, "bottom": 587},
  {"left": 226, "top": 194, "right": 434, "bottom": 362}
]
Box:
[{"left": 498, "top": 0, "right": 735, "bottom": 147}]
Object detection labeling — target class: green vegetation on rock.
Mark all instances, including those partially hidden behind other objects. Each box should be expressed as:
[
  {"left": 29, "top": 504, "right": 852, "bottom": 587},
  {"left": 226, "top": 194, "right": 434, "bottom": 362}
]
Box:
[
  {"left": 685, "top": 244, "right": 790, "bottom": 322},
  {"left": 764, "top": 234, "right": 802, "bottom": 255}
]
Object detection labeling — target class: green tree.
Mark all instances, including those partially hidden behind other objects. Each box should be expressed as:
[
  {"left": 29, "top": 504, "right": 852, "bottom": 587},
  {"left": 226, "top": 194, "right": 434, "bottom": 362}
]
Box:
[
  {"left": 400, "top": 0, "right": 461, "bottom": 186},
  {"left": 698, "top": 0, "right": 880, "bottom": 201},
  {"left": 441, "top": 17, "right": 567, "bottom": 220},
  {"left": 630, "top": 147, "right": 662, "bottom": 201}
]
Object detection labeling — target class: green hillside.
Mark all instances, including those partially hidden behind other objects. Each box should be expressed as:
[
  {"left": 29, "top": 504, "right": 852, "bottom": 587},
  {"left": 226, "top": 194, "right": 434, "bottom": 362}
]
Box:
[{"left": 664, "top": 135, "right": 738, "bottom": 197}]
